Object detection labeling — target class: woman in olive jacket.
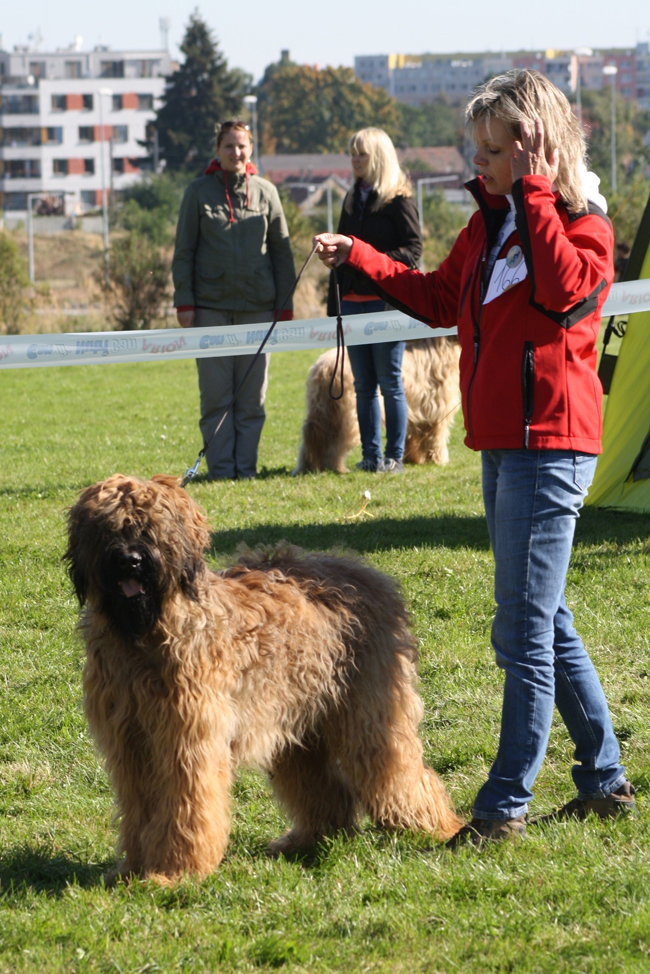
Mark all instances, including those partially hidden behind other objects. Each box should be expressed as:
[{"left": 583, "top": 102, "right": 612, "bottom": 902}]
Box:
[
  {"left": 328, "top": 127, "right": 422, "bottom": 473},
  {"left": 173, "top": 119, "right": 295, "bottom": 480}
]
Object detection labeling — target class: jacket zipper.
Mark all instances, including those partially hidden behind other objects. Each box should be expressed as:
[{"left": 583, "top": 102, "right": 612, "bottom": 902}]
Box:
[
  {"left": 465, "top": 247, "right": 486, "bottom": 446},
  {"left": 521, "top": 341, "right": 535, "bottom": 448}
]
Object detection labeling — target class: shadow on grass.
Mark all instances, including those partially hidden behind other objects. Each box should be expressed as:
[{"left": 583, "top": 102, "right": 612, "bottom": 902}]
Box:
[
  {"left": 208, "top": 514, "right": 492, "bottom": 558},
  {"left": 207, "top": 507, "right": 650, "bottom": 559},
  {"left": 0, "top": 844, "right": 105, "bottom": 897},
  {"left": 577, "top": 507, "right": 650, "bottom": 546}
]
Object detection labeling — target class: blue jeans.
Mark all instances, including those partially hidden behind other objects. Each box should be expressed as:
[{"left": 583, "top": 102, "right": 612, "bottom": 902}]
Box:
[
  {"left": 341, "top": 299, "right": 408, "bottom": 463},
  {"left": 473, "top": 449, "right": 626, "bottom": 820}
]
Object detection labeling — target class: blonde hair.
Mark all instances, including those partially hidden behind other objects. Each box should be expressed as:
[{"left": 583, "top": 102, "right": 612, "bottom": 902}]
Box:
[
  {"left": 347, "top": 127, "right": 412, "bottom": 210},
  {"left": 466, "top": 70, "right": 587, "bottom": 213}
]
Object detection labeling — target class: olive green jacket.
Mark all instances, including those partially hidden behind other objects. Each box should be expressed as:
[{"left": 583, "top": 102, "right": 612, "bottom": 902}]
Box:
[{"left": 172, "top": 170, "right": 295, "bottom": 312}]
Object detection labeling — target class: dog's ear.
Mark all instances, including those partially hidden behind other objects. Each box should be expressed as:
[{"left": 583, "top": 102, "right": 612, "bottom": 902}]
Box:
[
  {"left": 62, "top": 538, "right": 88, "bottom": 606},
  {"left": 179, "top": 553, "right": 205, "bottom": 602}
]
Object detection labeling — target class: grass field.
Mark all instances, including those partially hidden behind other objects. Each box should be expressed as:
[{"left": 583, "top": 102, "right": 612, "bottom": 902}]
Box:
[{"left": 2, "top": 349, "right": 650, "bottom": 973}]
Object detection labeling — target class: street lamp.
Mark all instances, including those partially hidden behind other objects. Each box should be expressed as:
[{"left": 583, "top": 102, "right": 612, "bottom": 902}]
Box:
[
  {"left": 573, "top": 47, "right": 593, "bottom": 123},
  {"left": 98, "top": 86, "right": 113, "bottom": 283},
  {"left": 602, "top": 65, "right": 618, "bottom": 193},
  {"left": 243, "top": 94, "right": 260, "bottom": 173}
]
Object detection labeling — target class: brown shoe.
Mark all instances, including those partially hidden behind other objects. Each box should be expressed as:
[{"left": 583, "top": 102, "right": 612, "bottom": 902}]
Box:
[
  {"left": 529, "top": 780, "right": 636, "bottom": 825},
  {"left": 445, "top": 816, "right": 526, "bottom": 850}
]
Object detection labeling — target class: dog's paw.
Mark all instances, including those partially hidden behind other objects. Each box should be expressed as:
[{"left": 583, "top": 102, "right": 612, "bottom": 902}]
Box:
[
  {"left": 102, "top": 859, "right": 138, "bottom": 887},
  {"left": 267, "top": 830, "right": 315, "bottom": 858}
]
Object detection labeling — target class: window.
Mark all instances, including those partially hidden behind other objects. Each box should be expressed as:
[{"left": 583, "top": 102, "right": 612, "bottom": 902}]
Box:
[
  {"left": 80, "top": 190, "right": 96, "bottom": 209},
  {"left": 65, "top": 61, "right": 82, "bottom": 79},
  {"left": 112, "top": 157, "right": 125, "bottom": 174},
  {"left": 51, "top": 94, "right": 67, "bottom": 112},
  {"left": 78, "top": 126, "right": 94, "bottom": 143},
  {"left": 52, "top": 159, "right": 69, "bottom": 176},
  {"left": 45, "top": 126, "right": 63, "bottom": 144},
  {"left": 137, "top": 94, "right": 154, "bottom": 111},
  {"left": 84, "top": 158, "right": 95, "bottom": 175},
  {"left": 101, "top": 60, "right": 124, "bottom": 78},
  {"left": 82, "top": 94, "right": 93, "bottom": 110},
  {"left": 112, "top": 125, "right": 128, "bottom": 144},
  {"left": 1, "top": 94, "right": 39, "bottom": 114},
  {"left": 1, "top": 127, "right": 41, "bottom": 146},
  {"left": 3, "top": 159, "right": 41, "bottom": 178},
  {"left": 3, "top": 192, "right": 28, "bottom": 210},
  {"left": 29, "top": 61, "right": 46, "bottom": 78},
  {"left": 112, "top": 93, "right": 123, "bottom": 111}
]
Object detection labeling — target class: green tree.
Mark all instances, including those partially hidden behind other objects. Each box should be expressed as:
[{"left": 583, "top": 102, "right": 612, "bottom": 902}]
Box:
[
  {"left": 155, "top": 11, "right": 251, "bottom": 172},
  {"left": 114, "top": 172, "right": 190, "bottom": 245},
  {"left": 395, "top": 97, "right": 465, "bottom": 149},
  {"left": 99, "top": 234, "right": 170, "bottom": 330},
  {"left": 581, "top": 89, "right": 650, "bottom": 247},
  {"left": 421, "top": 189, "right": 472, "bottom": 270},
  {"left": 257, "top": 63, "right": 400, "bottom": 154},
  {"left": 0, "top": 232, "right": 33, "bottom": 334}
]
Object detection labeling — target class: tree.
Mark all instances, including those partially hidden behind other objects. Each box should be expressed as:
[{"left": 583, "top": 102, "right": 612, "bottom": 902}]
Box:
[
  {"left": 99, "top": 234, "right": 170, "bottom": 330},
  {"left": 257, "top": 62, "right": 400, "bottom": 154},
  {"left": 0, "top": 232, "right": 33, "bottom": 334},
  {"left": 114, "top": 172, "right": 190, "bottom": 245},
  {"left": 581, "top": 89, "right": 650, "bottom": 246},
  {"left": 395, "top": 97, "right": 465, "bottom": 149},
  {"left": 155, "top": 12, "right": 251, "bottom": 172}
]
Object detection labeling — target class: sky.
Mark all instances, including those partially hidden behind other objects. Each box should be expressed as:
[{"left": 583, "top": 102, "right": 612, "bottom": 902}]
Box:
[{"left": 3, "top": 0, "right": 650, "bottom": 83}]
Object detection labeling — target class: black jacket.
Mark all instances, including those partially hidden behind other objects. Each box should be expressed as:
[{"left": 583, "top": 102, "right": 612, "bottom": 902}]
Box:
[{"left": 327, "top": 182, "right": 422, "bottom": 315}]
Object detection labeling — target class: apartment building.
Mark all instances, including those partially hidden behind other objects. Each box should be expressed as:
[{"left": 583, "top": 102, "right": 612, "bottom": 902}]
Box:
[
  {"left": 355, "top": 42, "right": 650, "bottom": 109},
  {"left": 0, "top": 43, "right": 172, "bottom": 214}
]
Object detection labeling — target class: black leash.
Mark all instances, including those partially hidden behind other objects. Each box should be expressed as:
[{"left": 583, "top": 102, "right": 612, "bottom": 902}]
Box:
[
  {"left": 328, "top": 271, "right": 346, "bottom": 401},
  {"left": 182, "top": 240, "right": 332, "bottom": 487}
]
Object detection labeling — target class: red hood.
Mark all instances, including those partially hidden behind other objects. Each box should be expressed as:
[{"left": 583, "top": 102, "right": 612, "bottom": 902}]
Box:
[{"left": 205, "top": 158, "right": 258, "bottom": 176}]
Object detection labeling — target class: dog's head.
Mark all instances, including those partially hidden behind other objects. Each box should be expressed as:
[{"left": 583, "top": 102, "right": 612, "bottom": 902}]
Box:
[{"left": 64, "top": 474, "right": 209, "bottom": 640}]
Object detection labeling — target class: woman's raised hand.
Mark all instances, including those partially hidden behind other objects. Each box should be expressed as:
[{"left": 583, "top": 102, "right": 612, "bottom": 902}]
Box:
[
  {"left": 511, "top": 117, "right": 560, "bottom": 186},
  {"left": 313, "top": 233, "right": 354, "bottom": 268}
]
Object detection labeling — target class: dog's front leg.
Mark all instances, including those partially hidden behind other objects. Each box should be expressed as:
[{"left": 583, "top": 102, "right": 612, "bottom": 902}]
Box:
[{"left": 135, "top": 709, "right": 234, "bottom": 884}]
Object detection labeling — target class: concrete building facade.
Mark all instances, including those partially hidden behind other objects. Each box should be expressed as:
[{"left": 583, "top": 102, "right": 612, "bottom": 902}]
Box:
[
  {"left": 355, "top": 43, "right": 650, "bottom": 110},
  {"left": 0, "top": 43, "right": 172, "bottom": 215}
]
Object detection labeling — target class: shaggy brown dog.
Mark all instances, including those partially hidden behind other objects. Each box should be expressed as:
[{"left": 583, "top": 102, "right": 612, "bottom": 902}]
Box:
[
  {"left": 293, "top": 337, "right": 461, "bottom": 474},
  {"left": 65, "top": 474, "right": 460, "bottom": 884}
]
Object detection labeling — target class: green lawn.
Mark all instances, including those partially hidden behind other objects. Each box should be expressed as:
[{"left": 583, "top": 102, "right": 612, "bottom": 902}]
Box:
[{"left": 1, "top": 350, "right": 650, "bottom": 973}]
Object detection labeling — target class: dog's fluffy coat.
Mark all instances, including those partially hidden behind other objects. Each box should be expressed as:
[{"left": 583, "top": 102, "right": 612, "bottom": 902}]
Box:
[
  {"left": 65, "top": 474, "right": 460, "bottom": 883},
  {"left": 293, "top": 336, "right": 461, "bottom": 474}
]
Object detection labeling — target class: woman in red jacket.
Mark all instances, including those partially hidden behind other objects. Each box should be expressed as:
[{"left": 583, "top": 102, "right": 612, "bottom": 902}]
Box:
[{"left": 315, "top": 70, "right": 634, "bottom": 846}]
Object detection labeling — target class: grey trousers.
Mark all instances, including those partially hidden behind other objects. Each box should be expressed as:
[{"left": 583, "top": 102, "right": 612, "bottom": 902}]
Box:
[{"left": 194, "top": 308, "right": 272, "bottom": 480}]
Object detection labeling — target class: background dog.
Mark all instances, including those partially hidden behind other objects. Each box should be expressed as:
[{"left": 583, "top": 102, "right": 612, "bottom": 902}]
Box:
[
  {"left": 65, "top": 474, "right": 460, "bottom": 883},
  {"left": 293, "top": 337, "right": 461, "bottom": 474}
]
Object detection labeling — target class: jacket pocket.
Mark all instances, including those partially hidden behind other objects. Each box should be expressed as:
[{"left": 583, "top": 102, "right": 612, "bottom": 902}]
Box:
[{"left": 521, "top": 341, "right": 535, "bottom": 448}]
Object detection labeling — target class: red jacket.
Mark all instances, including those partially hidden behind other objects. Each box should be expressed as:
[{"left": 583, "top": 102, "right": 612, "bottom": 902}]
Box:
[{"left": 346, "top": 175, "right": 614, "bottom": 454}]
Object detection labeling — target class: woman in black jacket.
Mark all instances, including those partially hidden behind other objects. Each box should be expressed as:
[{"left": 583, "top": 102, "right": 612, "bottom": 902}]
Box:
[{"left": 329, "top": 127, "right": 422, "bottom": 472}]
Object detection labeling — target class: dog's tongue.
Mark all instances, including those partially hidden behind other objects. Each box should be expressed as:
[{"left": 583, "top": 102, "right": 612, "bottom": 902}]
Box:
[{"left": 120, "top": 578, "right": 145, "bottom": 598}]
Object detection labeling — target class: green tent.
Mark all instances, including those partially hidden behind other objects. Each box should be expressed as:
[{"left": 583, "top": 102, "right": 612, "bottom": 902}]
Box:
[{"left": 587, "top": 193, "right": 650, "bottom": 512}]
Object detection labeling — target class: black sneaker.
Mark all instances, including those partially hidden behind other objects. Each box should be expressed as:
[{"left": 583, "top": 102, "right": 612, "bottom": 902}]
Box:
[
  {"left": 445, "top": 815, "right": 526, "bottom": 850},
  {"left": 355, "top": 458, "right": 380, "bottom": 472},
  {"left": 529, "top": 780, "right": 636, "bottom": 825}
]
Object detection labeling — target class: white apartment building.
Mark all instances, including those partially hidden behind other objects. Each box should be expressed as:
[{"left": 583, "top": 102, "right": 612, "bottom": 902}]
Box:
[
  {"left": 355, "top": 43, "right": 650, "bottom": 109},
  {"left": 0, "top": 43, "right": 173, "bottom": 214}
]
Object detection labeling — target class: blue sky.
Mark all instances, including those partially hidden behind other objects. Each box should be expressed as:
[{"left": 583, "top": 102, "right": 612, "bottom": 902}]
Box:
[{"left": 4, "top": 0, "right": 650, "bottom": 83}]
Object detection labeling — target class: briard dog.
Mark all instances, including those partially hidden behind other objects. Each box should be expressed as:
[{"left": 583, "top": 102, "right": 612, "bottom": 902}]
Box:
[
  {"left": 293, "top": 336, "right": 460, "bottom": 474},
  {"left": 65, "top": 474, "right": 460, "bottom": 884}
]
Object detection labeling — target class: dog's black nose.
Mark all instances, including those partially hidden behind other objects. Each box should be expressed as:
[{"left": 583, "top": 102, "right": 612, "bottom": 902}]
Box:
[{"left": 123, "top": 551, "right": 143, "bottom": 572}]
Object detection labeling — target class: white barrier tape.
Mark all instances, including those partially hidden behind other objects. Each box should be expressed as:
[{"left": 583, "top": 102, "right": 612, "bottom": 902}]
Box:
[
  {"left": 1, "top": 278, "right": 648, "bottom": 371},
  {"left": 0, "top": 312, "right": 452, "bottom": 370}
]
